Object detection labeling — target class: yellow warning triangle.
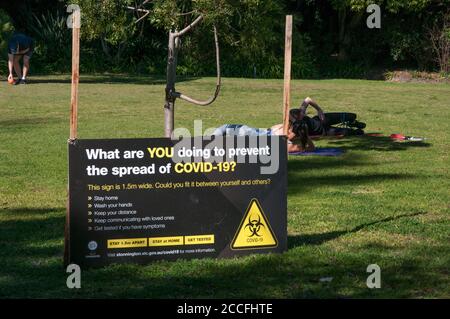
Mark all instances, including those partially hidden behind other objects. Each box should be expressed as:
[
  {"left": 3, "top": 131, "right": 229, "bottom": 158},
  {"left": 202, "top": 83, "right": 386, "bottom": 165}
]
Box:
[{"left": 231, "top": 199, "right": 277, "bottom": 250}]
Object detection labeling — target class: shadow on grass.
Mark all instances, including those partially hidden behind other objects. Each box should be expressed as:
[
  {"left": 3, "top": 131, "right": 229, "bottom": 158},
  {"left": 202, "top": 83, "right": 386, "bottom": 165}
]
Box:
[
  {"left": 287, "top": 211, "right": 427, "bottom": 248},
  {"left": 0, "top": 117, "right": 63, "bottom": 126},
  {"left": 0, "top": 207, "right": 64, "bottom": 245},
  {"left": 328, "top": 135, "right": 431, "bottom": 152},
  {"left": 287, "top": 148, "right": 418, "bottom": 196},
  {"left": 25, "top": 75, "right": 198, "bottom": 85},
  {"left": 287, "top": 153, "right": 375, "bottom": 170},
  {"left": 0, "top": 208, "right": 447, "bottom": 298},
  {"left": 288, "top": 172, "right": 415, "bottom": 194}
]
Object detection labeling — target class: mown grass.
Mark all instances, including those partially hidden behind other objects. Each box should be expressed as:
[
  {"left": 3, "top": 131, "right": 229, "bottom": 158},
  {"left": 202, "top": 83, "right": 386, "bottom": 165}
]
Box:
[{"left": 0, "top": 74, "right": 449, "bottom": 298}]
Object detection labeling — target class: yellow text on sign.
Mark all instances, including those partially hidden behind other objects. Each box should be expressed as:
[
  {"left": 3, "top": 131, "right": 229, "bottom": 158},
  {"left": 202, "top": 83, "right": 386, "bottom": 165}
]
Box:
[
  {"left": 184, "top": 234, "right": 215, "bottom": 245},
  {"left": 148, "top": 236, "right": 184, "bottom": 247},
  {"left": 107, "top": 238, "right": 148, "bottom": 249}
]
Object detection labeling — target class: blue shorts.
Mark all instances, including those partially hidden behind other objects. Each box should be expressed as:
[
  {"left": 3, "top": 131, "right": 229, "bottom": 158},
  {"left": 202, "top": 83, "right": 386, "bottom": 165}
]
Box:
[
  {"left": 8, "top": 34, "right": 34, "bottom": 57},
  {"left": 213, "top": 124, "right": 272, "bottom": 136}
]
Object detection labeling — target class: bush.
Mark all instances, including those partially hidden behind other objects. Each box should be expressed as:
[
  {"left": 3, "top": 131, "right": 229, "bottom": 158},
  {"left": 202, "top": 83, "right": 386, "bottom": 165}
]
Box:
[
  {"left": 0, "top": 9, "right": 15, "bottom": 75},
  {"left": 28, "top": 10, "right": 72, "bottom": 73}
]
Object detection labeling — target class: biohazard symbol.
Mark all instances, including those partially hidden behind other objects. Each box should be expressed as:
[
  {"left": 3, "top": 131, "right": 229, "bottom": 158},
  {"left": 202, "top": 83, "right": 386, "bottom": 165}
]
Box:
[
  {"left": 245, "top": 215, "right": 264, "bottom": 237},
  {"left": 231, "top": 199, "right": 277, "bottom": 250}
]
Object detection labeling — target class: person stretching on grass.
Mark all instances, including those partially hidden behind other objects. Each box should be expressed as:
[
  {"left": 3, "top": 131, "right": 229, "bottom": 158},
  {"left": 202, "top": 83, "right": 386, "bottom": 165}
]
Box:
[
  {"left": 212, "top": 97, "right": 366, "bottom": 153},
  {"left": 290, "top": 97, "right": 366, "bottom": 137},
  {"left": 7, "top": 32, "right": 34, "bottom": 85},
  {"left": 212, "top": 120, "right": 316, "bottom": 153}
]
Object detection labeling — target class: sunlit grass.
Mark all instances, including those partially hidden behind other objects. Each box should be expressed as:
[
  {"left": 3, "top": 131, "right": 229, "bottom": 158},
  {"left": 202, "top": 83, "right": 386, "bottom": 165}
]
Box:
[{"left": 0, "top": 75, "right": 448, "bottom": 298}]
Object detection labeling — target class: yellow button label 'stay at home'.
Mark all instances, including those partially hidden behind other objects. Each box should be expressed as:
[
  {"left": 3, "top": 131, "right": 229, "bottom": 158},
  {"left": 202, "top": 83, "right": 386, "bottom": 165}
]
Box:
[
  {"left": 148, "top": 236, "right": 184, "bottom": 247},
  {"left": 107, "top": 238, "right": 148, "bottom": 249}
]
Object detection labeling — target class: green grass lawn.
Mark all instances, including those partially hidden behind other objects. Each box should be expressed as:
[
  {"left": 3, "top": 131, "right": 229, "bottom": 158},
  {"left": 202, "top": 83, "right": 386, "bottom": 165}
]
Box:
[{"left": 0, "top": 75, "right": 449, "bottom": 298}]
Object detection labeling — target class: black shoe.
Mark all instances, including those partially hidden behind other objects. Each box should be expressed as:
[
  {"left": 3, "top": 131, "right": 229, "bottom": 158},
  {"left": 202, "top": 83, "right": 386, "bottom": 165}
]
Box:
[
  {"left": 348, "top": 120, "right": 366, "bottom": 129},
  {"left": 14, "top": 79, "right": 26, "bottom": 85}
]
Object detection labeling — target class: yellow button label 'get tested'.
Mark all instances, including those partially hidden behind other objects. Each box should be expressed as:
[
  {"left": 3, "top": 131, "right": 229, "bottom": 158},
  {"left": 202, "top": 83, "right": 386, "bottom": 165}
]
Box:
[{"left": 185, "top": 235, "right": 215, "bottom": 245}]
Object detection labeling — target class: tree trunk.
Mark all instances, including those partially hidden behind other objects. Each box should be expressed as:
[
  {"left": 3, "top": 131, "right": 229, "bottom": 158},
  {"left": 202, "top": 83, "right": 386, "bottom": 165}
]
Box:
[
  {"left": 164, "top": 32, "right": 179, "bottom": 138},
  {"left": 338, "top": 7, "right": 347, "bottom": 61}
]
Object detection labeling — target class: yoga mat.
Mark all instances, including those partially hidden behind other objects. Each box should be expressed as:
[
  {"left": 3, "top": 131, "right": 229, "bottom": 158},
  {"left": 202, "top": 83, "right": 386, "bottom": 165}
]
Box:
[
  {"left": 289, "top": 147, "right": 344, "bottom": 156},
  {"left": 390, "top": 134, "right": 426, "bottom": 141}
]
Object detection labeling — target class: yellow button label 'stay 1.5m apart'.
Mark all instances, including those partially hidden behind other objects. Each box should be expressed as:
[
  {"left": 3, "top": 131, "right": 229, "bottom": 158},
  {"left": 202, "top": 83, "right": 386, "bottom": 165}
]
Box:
[{"left": 107, "top": 238, "right": 148, "bottom": 249}]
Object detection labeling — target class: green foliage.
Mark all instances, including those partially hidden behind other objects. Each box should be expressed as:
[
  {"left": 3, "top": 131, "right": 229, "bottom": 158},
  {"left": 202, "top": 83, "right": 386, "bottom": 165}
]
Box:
[
  {"left": 71, "top": 0, "right": 136, "bottom": 45},
  {"left": 0, "top": 9, "right": 14, "bottom": 52},
  {"left": 341, "top": 0, "right": 432, "bottom": 12},
  {"left": 0, "top": 9, "right": 14, "bottom": 74},
  {"left": 28, "top": 10, "right": 71, "bottom": 73},
  {"left": 4, "top": 0, "right": 448, "bottom": 76},
  {"left": 389, "top": 29, "right": 422, "bottom": 62},
  {"left": 383, "top": 0, "right": 432, "bottom": 13},
  {"left": 149, "top": 0, "right": 233, "bottom": 30},
  {"left": 178, "top": 0, "right": 290, "bottom": 78}
]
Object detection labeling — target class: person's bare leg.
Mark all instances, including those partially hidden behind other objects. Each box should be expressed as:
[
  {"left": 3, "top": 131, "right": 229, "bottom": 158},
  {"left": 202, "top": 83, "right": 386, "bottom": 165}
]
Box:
[
  {"left": 22, "top": 56, "right": 30, "bottom": 79},
  {"left": 7, "top": 54, "right": 14, "bottom": 81},
  {"left": 13, "top": 55, "right": 22, "bottom": 79}
]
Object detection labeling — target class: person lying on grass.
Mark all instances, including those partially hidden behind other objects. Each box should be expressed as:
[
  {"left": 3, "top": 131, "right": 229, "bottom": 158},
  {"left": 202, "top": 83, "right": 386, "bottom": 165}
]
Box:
[
  {"left": 211, "top": 97, "right": 366, "bottom": 153},
  {"left": 290, "top": 97, "right": 366, "bottom": 138},
  {"left": 212, "top": 120, "right": 315, "bottom": 153}
]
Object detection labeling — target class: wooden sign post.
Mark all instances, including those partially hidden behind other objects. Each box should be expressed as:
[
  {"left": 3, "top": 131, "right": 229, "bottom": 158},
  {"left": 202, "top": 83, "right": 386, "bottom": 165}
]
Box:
[
  {"left": 65, "top": 7, "right": 80, "bottom": 266},
  {"left": 70, "top": 8, "right": 80, "bottom": 140},
  {"left": 282, "top": 15, "right": 293, "bottom": 137}
]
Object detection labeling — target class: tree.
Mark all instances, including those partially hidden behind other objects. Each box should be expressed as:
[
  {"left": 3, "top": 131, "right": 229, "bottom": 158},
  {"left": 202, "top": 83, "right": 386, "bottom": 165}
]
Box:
[
  {"left": 430, "top": 11, "right": 450, "bottom": 74},
  {"left": 127, "top": 1, "right": 231, "bottom": 136},
  {"left": 70, "top": 0, "right": 137, "bottom": 64},
  {"left": 74, "top": 0, "right": 289, "bottom": 135},
  {"left": 0, "top": 9, "right": 14, "bottom": 55}
]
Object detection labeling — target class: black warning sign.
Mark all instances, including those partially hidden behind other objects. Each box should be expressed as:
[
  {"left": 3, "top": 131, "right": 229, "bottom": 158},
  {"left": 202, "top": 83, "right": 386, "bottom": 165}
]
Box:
[{"left": 66, "top": 136, "right": 287, "bottom": 267}]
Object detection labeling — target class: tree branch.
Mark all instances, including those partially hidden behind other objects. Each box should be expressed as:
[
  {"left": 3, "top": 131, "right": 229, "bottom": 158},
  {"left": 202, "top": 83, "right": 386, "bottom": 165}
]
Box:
[
  {"left": 174, "top": 25, "right": 221, "bottom": 106},
  {"left": 126, "top": 6, "right": 150, "bottom": 13},
  {"left": 176, "top": 15, "right": 204, "bottom": 37},
  {"left": 177, "top": 10, "right": 197, "bottom": 16},
  {"left": 135, "top": 11, "right": 150, "bottom": 23}
]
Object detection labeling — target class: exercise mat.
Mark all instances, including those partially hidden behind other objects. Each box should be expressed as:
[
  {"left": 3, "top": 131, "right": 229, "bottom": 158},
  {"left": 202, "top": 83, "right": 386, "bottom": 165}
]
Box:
[{"left": 289, "top": 148, "right": 344, "bottom": 156}]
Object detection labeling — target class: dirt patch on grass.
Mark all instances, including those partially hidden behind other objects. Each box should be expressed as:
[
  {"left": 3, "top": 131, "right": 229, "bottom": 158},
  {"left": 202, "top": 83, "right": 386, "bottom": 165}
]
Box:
[
  {"left": 351, "top": 187, "right": 383, "bottom": 195},
  {"left": 386, "top": 70, "right": 450, "bottom": 83},
  {"left": 417, "top": 211, "right": 450, "bottom": 222}
]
